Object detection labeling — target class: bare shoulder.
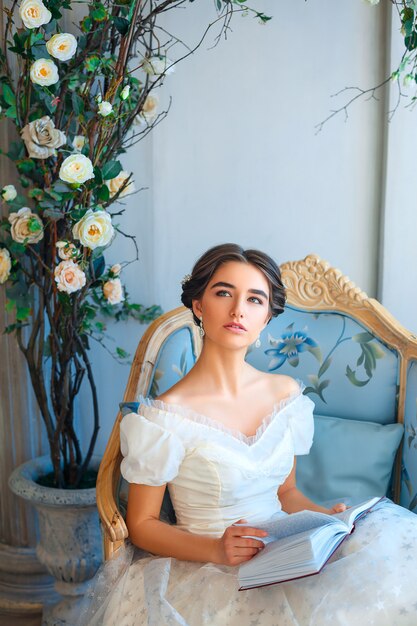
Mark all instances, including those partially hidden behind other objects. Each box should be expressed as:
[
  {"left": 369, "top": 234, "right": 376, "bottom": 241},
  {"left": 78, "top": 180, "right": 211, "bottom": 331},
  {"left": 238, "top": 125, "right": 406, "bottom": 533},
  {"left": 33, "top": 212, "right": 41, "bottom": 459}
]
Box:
[
  {"left": 156, "top": 374, "right": 194, "bottom": 405},
  {"left": 266, "top": 373, "right": 301, "bottom": 399}
]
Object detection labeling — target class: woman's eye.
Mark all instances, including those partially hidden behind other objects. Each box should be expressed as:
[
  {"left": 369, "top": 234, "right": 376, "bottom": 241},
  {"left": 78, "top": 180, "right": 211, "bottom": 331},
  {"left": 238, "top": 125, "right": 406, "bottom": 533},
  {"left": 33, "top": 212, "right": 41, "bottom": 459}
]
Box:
[
  {"left": 248, "top": 296, "right": 262, "bottom": 304},
  {"left": 215, "top": 290, "right": 231, "bottom": 297}
]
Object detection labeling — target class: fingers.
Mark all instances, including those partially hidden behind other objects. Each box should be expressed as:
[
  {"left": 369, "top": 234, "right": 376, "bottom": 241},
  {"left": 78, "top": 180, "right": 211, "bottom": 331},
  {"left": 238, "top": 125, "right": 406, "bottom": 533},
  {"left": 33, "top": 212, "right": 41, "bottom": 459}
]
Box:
[
  {"left": 331, "top": 503, "right": 347, "bottom": 513},
  {"left": 231, "top": 522, "right": 268, "bottom": 539}
]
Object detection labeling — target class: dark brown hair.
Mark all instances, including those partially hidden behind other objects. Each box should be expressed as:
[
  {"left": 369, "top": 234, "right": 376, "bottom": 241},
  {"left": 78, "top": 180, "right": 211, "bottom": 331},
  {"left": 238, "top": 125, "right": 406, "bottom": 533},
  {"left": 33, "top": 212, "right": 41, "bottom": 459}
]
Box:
[{"left": 181, "top": 243, "right": 286, "bottom": 325}]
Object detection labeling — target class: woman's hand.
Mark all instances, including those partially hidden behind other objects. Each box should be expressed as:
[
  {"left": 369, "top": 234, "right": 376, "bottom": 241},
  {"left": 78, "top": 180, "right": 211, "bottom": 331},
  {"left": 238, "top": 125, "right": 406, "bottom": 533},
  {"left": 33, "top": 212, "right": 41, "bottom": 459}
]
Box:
[
  {"left": 328, "top": 503, "right": 348, "bottom": 514},
  {"left": 213, "top": 519, "right": 268, "bottom": 566}
]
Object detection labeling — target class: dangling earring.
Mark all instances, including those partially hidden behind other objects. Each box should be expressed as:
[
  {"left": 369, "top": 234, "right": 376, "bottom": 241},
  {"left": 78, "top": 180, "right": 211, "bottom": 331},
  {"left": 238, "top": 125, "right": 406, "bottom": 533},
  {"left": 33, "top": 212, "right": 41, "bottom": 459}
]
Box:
[
  {"left": 199, "top": 317, "right": 205, "bottom": 338},
  {"left": 255, "top": 336, "right": 261, "bottom": 348}
]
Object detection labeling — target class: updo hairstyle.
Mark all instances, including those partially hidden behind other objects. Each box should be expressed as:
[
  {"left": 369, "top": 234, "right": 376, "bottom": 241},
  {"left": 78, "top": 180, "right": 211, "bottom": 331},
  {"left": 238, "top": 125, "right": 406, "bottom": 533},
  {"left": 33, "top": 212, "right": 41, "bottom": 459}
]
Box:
[{"left": 181, "top": 243, "right": 286, "bottom": 326}]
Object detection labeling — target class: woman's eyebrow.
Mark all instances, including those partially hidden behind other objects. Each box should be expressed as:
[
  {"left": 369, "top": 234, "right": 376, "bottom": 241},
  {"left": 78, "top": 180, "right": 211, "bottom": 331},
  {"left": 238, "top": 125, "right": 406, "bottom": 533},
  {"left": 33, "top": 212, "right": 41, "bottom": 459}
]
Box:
[{"left": 211, "top": 282, "right": 268, "bottom": 299}]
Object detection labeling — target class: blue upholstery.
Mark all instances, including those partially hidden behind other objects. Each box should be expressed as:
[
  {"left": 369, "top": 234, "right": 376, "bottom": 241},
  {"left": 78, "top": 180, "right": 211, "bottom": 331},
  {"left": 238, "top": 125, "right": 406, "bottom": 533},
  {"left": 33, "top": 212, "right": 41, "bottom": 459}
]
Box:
[
  {"left": 296, "top": 415, "right": 403, "bottom": 505},
  {"left": 401, "top": 360, "right": 417, "bottom": 511},
  {"left": 246, "top": 307, "right": 398, "bottom": 425}
]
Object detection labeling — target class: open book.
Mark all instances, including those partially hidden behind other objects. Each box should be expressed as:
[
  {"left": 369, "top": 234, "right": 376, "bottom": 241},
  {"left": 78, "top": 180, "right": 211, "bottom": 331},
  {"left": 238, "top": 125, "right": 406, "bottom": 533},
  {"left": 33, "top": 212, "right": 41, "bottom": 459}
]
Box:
[{"left": 238, "top": 496, "right": 383, "bottom": 590}]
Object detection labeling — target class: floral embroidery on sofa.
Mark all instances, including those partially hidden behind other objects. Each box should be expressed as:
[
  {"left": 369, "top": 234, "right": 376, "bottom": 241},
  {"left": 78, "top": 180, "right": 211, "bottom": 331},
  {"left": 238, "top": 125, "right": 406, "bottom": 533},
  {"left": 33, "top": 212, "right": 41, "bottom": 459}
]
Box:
[{"left": 265, "top": 318, "right": 386, "bottom": 403}]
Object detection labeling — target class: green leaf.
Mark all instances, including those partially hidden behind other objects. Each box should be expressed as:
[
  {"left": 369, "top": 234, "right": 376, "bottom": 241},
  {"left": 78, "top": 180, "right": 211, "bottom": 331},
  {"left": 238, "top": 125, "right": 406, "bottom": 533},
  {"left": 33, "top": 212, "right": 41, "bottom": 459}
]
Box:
[
  {"left": 116, "top": 347, "right": 129, "bottom": 359},
  {"left": 96, "top": 184, "right": 110, "bottom": 202},
  {"left": 72, "top": 92, "right": 85, "bottom": 116},
  {"left": 113, "top": 16, "right": 129, "bottom": 36},
  {"left": 352, "top": 331, "right": 374, "bottom": 343},
  {"left": 4, "top": 106, "right": 17, "bottom": 120},
  {"left": 102, "top": 160, "right": 122, "bottom": 180},
  {"left": 345, "top": 365, "right": 369, "bottom": 387},
  {"left": 7, "top": 141, "right": 25, "bottom": 161},
  {"left": 2, "top": 83, "right": 16, "bottom": 106},
  {"left": 85, "top": 55, "right": 100, "bottom": 72},
  {"left": 91, "top": 3, "right": 108, "bottom": 21},
  {"left": 17, "top": 159, "right": 36, "bottom": 175},
  {"left": 81, "top": 16, "right": 92, "bottom": 32},
  {"left": 318, "top": 357, "right": 332, "bottom": 378},
  {"left": 405, "top": 31, "right": 417, "bottom": 51},
  {"left": 93, "top": 255, "right": 105, "bottom": 278},
  {"left": 93, "top": 166, "right": 103, "bottom": 186},
  {"left": 16, "top": 306, "right": 31, "bottom": 321}
]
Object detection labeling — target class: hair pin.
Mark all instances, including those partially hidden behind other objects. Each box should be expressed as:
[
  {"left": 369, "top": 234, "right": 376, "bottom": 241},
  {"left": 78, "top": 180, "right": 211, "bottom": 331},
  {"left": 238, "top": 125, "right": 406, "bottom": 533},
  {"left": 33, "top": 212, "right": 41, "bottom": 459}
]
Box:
[{"left": 181, "top": 273, "right": 192, "bottom": 286}]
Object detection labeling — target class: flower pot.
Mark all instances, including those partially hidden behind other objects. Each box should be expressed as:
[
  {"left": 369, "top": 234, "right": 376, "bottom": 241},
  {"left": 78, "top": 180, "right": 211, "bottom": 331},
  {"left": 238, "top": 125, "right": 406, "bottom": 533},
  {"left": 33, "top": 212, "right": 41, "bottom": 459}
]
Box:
[{"left": 9, "top": 456, "right": 102, "bottom": 626}]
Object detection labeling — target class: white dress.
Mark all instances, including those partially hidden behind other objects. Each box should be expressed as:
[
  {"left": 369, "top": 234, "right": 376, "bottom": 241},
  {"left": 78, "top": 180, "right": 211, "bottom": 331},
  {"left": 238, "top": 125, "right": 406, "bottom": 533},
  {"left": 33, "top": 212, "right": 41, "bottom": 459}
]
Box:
[{"left": 78, "top": 391, "right": 417, "bottom": 626}]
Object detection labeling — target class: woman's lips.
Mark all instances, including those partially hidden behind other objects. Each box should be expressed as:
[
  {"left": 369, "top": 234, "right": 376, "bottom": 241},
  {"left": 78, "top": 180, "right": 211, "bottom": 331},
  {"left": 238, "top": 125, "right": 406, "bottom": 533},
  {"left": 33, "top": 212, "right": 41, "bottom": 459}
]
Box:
[{"left": 223, "top": 323, "right": 247, "bottom": 333}]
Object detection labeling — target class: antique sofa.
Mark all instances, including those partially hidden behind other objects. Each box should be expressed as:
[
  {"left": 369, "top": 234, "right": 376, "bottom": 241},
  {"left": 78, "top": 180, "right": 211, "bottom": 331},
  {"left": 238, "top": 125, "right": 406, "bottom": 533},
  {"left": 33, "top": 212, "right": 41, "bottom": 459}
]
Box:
[{"left": 96, "top": 254, "right": 417, "bottom": 559}]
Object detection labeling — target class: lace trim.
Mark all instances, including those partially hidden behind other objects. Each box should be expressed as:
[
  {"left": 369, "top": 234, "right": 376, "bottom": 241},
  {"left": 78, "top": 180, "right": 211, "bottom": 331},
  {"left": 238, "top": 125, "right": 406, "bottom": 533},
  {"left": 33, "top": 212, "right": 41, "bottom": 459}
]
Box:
[{"left": 135, "top": 381, "right": 306, "bottom": 446}]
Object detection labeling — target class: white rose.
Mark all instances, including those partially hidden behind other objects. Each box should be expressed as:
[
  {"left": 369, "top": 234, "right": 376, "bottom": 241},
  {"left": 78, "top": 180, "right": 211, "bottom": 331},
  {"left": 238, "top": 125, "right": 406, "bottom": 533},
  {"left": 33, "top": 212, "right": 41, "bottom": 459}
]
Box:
[
  {"left": 8, "top": 207, "right": 44, "bottom": 244},
  {"left": 59, "top": 154, "right": 94, "bottom": 185},
  {"left": 72, "top": 135, "right": 85, "bottom": 151},
  {"left": 46, "top": 33, "right": 77, "bottom": 62},
  {"left": 103, "top": 278, "right": 124, "bottom": 305},
  {"left": 72, "top": 209, "right": 114, "bottom": 250},
  {"left": 110, "top": 263, "right": 122, "bottom": 276},
  {"left": 98, "top": 101, "right": 113, "bottom": 117},
  {"left": 0, "top": 248, "right": 12, "bottom": 284},
  {"left": 56, "top": 241, "right": 78, "bottom": 260},
  {"left": 30, "top": 58, "right": 59, "bottom": 86},
  {"left": 19, "top": 0, "right": 51, "bottom": 29},
  {"left": 54, "top": 260, "right": 86, "bottom": 294},
  {"left": 363, "top": 0, "right": 379, "bottom": 4},
  {"left": 134, "top": 94, "right": 159, "bottom": 125},
  {"left": 21, "top": 115, "right": 66, "bottom": 159},
  {"left": 105, "top": 171, "right": 135, "bottom": 199},
  {"left": 143, "top": 56, "right": 175, "bottom": 77},
  {"left": 120, "top": 85, "right": 130, "bottom": 100},
  {"left": 2, "top": 185, "right": 17, "bottom": 201}
]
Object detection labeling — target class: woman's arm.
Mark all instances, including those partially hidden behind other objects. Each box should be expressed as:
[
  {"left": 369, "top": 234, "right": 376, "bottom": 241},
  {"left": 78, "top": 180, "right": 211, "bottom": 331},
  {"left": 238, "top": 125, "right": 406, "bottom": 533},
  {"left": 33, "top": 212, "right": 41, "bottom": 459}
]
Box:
[
  {"left": 126, "top": 483, "right": 267, "bottom": 565},
  {"left": 278, "top": 461, "right": 346, "bottom": 514}
]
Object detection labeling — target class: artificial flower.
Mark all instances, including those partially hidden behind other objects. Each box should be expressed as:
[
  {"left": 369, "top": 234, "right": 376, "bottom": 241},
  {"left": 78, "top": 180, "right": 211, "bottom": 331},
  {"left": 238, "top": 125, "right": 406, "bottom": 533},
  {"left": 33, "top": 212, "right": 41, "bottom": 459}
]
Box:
[
  {"left": 103, "top": 278, "right": 124, "bottom": 304},
  {"left": 135, "top": 94, "right": 159, "bottom": 125},
  {"left": 30, "top": 58, "right": 59, "bottom": 86},
  {"left": 120, "top": 85, "right": 130, "bottom": 100},
  {"left": 59, "top": 154, "right": 94, "bottom": 185},
  {"left": 98, "top": 101, "right": 113, "bottom": 117},
  {"left": 110, "top": 263, "right": 122, "bottom": 276},
  {"left": 105, "top": 171, "right": 135, "bottom": 198},
  {"left": 72, "top": 209, "right": 114, "bottom": 250},
  {"left": 19, "top": 0, "right": 51, "bottom": 29},
  {"left": 8, "top": 207, "right": 44, "bottom": 244},
  {"left": 21, "top": 116, "right": 66, "bottom": 159},
  {"left": 54, "top": 260, "right": 86, "bottom": 294},
  {"left": 0, "top": 248, "right": 12, "bottom": 284},
  {"left": 143, "top": 55, "right": 175, "bottom": 76},
  {"left": 72, "top": 135, "right": 85, "bottom": 151},
  {"left": 1, "top": 185, "right": 17, "bottom": 201},
  {"left": 56, "top": 241, "right": 78, "bottom": 260},
  {"left": 46, "top": 33, "right": 77, "bottom": 62}
]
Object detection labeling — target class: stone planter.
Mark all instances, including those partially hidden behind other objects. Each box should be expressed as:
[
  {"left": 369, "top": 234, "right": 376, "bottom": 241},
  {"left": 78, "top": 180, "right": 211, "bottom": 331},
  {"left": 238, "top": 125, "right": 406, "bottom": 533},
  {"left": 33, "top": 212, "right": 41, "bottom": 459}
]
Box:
[{"left": 9, "top": 456, "right": 102, "bottom": 626}]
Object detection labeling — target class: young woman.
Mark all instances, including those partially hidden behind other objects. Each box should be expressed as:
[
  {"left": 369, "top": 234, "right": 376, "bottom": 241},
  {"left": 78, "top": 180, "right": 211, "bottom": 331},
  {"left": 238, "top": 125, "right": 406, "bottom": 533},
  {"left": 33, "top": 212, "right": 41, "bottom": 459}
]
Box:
[{"left": 80, "top": 243, "right": 417, "bottom": 626}]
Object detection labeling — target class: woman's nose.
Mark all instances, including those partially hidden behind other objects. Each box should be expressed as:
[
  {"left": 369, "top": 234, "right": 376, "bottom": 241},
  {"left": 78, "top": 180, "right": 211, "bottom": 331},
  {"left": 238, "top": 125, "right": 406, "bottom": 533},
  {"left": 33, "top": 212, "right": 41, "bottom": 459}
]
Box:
[{"left": 230, "top": 300, "right": 244, "bottom": 318}]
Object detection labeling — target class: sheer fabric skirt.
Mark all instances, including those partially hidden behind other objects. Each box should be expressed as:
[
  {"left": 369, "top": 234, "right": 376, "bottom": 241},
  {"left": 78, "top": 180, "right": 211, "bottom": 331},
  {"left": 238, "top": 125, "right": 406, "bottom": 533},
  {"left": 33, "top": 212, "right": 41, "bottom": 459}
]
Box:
[{"left": 77, "top": 501, "right": 417, "bottom": 626}]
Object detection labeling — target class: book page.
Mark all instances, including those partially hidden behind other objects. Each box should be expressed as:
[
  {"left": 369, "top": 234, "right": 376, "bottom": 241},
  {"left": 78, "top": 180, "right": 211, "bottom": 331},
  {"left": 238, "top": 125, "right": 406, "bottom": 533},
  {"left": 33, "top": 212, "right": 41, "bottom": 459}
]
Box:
[
  {"left": 332, "top": 496, "right": 382, "bottom": 529},
  {"left": 238, "top": 510, "right": 342, "bottom": 543}
]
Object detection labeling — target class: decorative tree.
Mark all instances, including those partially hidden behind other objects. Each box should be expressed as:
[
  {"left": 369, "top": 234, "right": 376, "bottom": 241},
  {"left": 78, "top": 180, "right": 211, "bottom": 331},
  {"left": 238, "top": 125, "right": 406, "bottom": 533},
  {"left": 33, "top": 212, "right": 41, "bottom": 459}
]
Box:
[{"left": 0, "top": 0, "right": 270, "bottom": 488}]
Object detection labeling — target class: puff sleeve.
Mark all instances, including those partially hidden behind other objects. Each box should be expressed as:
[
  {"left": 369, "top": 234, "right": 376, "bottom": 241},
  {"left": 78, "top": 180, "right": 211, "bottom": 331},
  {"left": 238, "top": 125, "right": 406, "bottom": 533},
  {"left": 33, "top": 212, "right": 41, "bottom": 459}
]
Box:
[
  {"left": 120, "top": 412, "right": 186, "bottom": 486},
  {"left": 288, "top": 394, "right": 315, "bottom": 456}
]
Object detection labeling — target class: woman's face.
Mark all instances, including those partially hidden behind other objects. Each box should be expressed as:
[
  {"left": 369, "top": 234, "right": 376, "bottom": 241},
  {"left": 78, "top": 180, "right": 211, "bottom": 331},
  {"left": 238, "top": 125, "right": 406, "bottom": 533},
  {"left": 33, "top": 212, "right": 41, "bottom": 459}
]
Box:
[{"left": 192, "top": 261, "right": 271, "bottom": 349}]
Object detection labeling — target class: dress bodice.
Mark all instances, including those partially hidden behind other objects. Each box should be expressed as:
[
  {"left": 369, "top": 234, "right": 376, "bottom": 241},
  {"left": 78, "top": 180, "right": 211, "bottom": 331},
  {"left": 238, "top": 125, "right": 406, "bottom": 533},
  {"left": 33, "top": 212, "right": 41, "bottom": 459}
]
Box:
[{"left": 120, "top": 391, "right": 314, "bottom": 536}]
